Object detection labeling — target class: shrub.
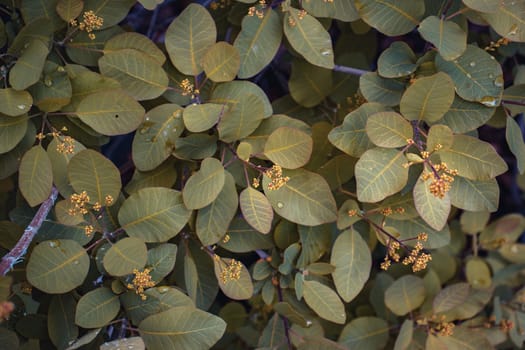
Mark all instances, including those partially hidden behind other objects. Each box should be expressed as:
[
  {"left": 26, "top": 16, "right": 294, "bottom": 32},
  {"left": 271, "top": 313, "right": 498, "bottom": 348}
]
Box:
[{"left": 0, "top": 0, "right": 525, "bottom": 349}]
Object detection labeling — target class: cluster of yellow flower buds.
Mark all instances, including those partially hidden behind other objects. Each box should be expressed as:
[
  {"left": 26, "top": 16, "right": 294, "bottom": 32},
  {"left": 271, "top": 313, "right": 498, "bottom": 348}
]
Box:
[
  {"left": 380, "top": 239, "right": 401, "bottom": 270},
  {"left": 68, "top": 191, "right": 90, "bottom": 216},
  {"left": 421, "top": 162, "right": 458, "bottom": 199},
  {"left": 265, "top": 164, "right": 290, "bottom": 190},
  {"left": 417, "top": 315, "right": 455, "bottom": 336},
  {"left": 248, "top": 0, "right": 267, "bottom": 18},
  {"left": 70, "top": 10, "right": 104, "bottom": 40},
  {"left": 402, "top": 233, "right": 432, "bottom": 272},
  {"left": 127, "top": 268, "right": 156, "bottom": 300},
  {"left": 216, "top": 256, "right": 243, "bottom": 284},
  {"left": 179, "top": 78, "right": 194, "bottom": 96}
]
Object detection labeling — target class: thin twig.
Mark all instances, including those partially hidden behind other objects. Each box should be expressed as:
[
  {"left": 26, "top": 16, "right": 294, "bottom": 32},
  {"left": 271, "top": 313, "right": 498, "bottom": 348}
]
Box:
[
  {"left": 333, "top": 65, "right": 369, "bottom": 76},
  {"left": 0, "top": 187, "right": 59, "bottom": 275},
  {"left": 276, "top": 281, "right": 293, "bottom": 350}
]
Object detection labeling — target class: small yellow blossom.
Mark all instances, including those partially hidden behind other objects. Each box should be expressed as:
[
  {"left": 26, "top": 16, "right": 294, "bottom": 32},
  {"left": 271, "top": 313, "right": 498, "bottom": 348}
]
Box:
[
  {"left": 179, "top": 78, "right": 194, "bottom": 96},
  {"left": 56, "top": 135, "right": 75, "bottom": 154},
  {"left": 69, "top": 191, "right": 90, "bottom": 216},
  {"left": 347, "top": 209, "right": 358, "bottom": 217},
  {"left": 127, "top": 268, "right": 156, "bottom": 300},
  {"left": 218, "top": 258, "right": 243, "bottom": 284},
  {"left": 265, "top": 164, "right": 290, "bottom": 190},
  {"left": 84, "top": 225, "right": 94, "bottom": 237},
  {"left": 222, "top": 234, "right": 231, "bottom": 243},
  {"left": 104, "top": 195, "right": 114, "bottom": 206},
  {"left": 252, "top": 177, "right": 260, "bottom": 188}
]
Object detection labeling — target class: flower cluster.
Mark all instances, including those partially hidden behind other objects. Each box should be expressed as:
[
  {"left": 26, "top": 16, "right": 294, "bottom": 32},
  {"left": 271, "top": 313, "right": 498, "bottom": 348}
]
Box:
[
  {"left": 209, "top": 0, "right": 231, "bottom": 10},
  {"left": 380, "top": 239, "right": 401, "bottom": 270},
  {"left": 402, "top": 233, "right": 432, "bottom": 272},
  {"left": 0, "top": 301, "right": 14, "bottom": 322},
  {"left": 179, "top": 78, "right": 194, "bottom": 96},
  {"left": 84, "top": 225, "right": 94, "bottom": 237},
  {"left": 286, "top": 9, "right": 307, "bottom": 27},
  {"left": 421, "top": 163, "right": 458, "bottom": 199},
  {"left": 217, "top": 257, "right": 243, "bottom": 284},
  {"left": 252, "top": 177, "right": 260, "bottom": 188},
  {"left": 127, "top": 268, "right": 156, "bottom": 300},
  {"left": 417, "top": 315, "right": 455, "bottom": 336},
  {"left": 70, "top": 10, "right": 104, "bottom": 40},
  {"left": 346, "top": 93, "right": 367, "bottom": 112},
  {"left": 248, "top": 0, "right": 267, "bottom": 18},
  {"left": 484, "top": 25, "right": 518, "bottom": 51},
  {"left": 68, "top": 191, "right": 90, "bottom": 216},
  {"left": 265, "top": 164, "right": 290, "bottom": 190}
]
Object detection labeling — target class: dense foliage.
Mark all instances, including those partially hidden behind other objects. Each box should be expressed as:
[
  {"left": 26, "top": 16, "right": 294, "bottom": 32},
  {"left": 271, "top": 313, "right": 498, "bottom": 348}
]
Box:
[{"left": 0, "top": 0, "right": 525, "bottom": 349}]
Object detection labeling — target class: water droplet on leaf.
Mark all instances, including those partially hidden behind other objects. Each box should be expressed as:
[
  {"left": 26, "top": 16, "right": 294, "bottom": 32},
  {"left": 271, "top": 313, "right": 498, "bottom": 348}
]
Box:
[
  {"left": 480, "top": 96, "right": 499, "bottom": 107},
  {"left": 17, "top": 104, "right": 25, "bottom": 110},
  {"left": 488, "top": 73, "right": 494, "bottom": 79},
  {"left": 277, "top": 202, "right": 284, "bottom": 208},
  {"left": 493, "top": 76, "right": 504, "bottom": 87},
  {"left": 469, "top": 61, "right": 476, "bottom": 67},
  {"left": 466, "top": 73, "right": 472, "bottom": 78},
  {"left": 48, "top": 240, "right": 60, "bottom": 248},
  {"left": 73, "top": 260, "right": 79, "bottom": 265},
  {"left": 44, "top": 78, "right": 53, "bottom": 87},
  {"left": 320, "top": 48, "right": 332, "bottom": 56}
]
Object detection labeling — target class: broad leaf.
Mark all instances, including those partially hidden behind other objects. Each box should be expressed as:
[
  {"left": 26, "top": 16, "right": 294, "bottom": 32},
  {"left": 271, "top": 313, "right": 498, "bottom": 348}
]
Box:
[
  {"left": 439, "top": 95, "right": 496, "bottom": 133},
  {"left": 355, "top": 148, "right": 409, "bottom": 202},
  {"left": 83, "top": 0, "right": 136, "bottom": 29},
  {"left": 0, "top": 88, "right": 32, "bottom": 116},
  {"left": 506, "top": 116, "right": 525, "bottom": 174},
  {"left": 289, "top": 59, "right": 332, "bottom": 107},
  {"left": 68, "top": 149, "right": 121, "bottom": 205},
  {"left": 418, "top": 16, "right": 467, "bottom": 61},
  {"left": 105, "top": 32, "right": 166, "bottom": 65},
  {"left": 214, "top": 257, "right": 253, "bottom": 300},
  {"left": 99, "top": 49, "right": 168, "bottom": 100},
  {"left": 165, "top": 3, "right": 217, "bottom": 75},
  {"left": 0, "top": 115, "right": 28, "bottom": 154},
  {"left": 264, "top": 127, "right": 313, "bottom": 169},
  {"left": 56, "top": 0, "right": 84, "bottom": 22},
  {"left": 377, "top": 42, "right": 417, "bottom": 78},
  {"left": 27, "top": 239, "right": 89, "bottom": 294},
  {"left": 263, "top": 168, "right": 337, "bottom": 226},
  {"left": 103, "top": 237, "right": 147, "bottom": 277},
  {"left": 356, "top": 0, "right": 425, "bottom": 36},
  {"left": 239, "top": 187, "right": 273, "bottom": 234},
  {"left": 75, "top": 288, "right": 120, "bottom": 328},
  {"left": 118, "top": 187, "right": 191, "bottom": 242},
  {"left": 283, "top": 7, "right": 334, "bottom": 69},
  {"left": 19, "top": 146, "right": 53, "bottom": 207},
  {"left": 400, "top": 72, "right": 455, "bottom": 122},
  {"left": 183, "top": 157, "right": 225, "bottom": 210},
  {"left": 338, "top": 317, "right": 390, "bottom": 350},
  {"left": 48, "top": 294, "right": 78, "bottom": 349},
  {"left": 438, "top": 135, "right": 508, "bottom": 180},
  {"left": 303, "top": 0, "right": 359, "bottom": 21},
  {"left": 9, "top": 39, "right": 49, "bottom": 90},
  {"left": 303, "top": 280, "right": 346, "bottom": 324},
  {"left": 384, "top": 275, "right": 426, "bottom": 316},
  {"left": 482, "top": 2, "right": 525, "bottom": 43},
  {"left": 413, "top": 170, "right": 451, "bottom": 231},
  {"left": 360, "top": 72, "right": 405, "bottom": 106},
  {"left": 331, "top": 229, "right": 372, "bottom": 302},
  {"left": 183, "top": 103, "right": 224, "bottom": 133},
  {"left": 366, "top": 111, "right": 413, "bottom": 148},
  {"left": 449, "top": 177, "right": 499, "bottom": 212},
  {"left": 202, "top": 42, "right": 240, "bottom": 82},
  {"left": 234, "top": 9, "right": 282, "bottom": 78},
  {"left": 196, "top": 171, "right": 238, "bottom": 245},
  {"left": 76, "top": 89, "right": 145, "bottom": 136}
]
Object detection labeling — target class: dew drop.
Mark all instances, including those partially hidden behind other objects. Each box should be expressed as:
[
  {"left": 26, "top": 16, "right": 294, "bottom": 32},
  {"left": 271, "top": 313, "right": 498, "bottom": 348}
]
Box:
[
  {"left": 17, "top": 104, "right": 26, "bottom": 110},
  {"left": 138, "top": 127, "right": 150, "bottom": 134},
  {"left": 57, "top": 66, "right": 65, "bottom": 72},
  {"left": 44, "top": 78, "right": 53, "bottom": 87},
  {"left": 73, "top": 260, "right": 79, "bottom": 265},
  {"left": 158, "top": 286, "right": 169, "bottom": 293},
  {"left": 277, "top": 202, "right": 284, "bottom": 208},
  {"left": 480, "top": 96, "right": 499, "bottom": 107},
  {"left": 171, "top": 128, "right": 177, "bottom": 133},
  {"left": 488, "top": 73, "right": 494, "bottom": 79},
  {"left": 306, "top": 320, "right": 313, "bottom": 327},
  {"left": 320, "top": 48, "right": 332, "bottom": 56},
  {"left": 466, "top": 73, "right": 472, "bottom": 78},
  {"left": 511, "top": 244, "right": 519, "bottom": 253},
  {"left": 493, "top": 75, "right": 504, "bottom": 87},
  {"left": 490, "top": 55, "right": 495, "bottom": 60},
  {"left": 469, "top": 61, "right": 476, "bottom": 67},
  {"left": 48, "top": 240, "right": 59, "bottom": 248}
]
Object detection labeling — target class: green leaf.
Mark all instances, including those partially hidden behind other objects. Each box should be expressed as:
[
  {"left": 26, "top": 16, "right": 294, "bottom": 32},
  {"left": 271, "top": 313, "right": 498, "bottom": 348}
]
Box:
[
  {"left": 438, "top": 135, "right": 508, "bottom": 180},
  {"left": 105, "top": 32, "right": 166, "bottom": 65},
  {"left": 234, "top": 8, "right": 282, "bottom": 79},
  {"left": 502, "top": 84, "right": 525, "bottom": 116},
  {"left": 173, "top": 134, "right": 218, "bottom": 160},
  {"left": 125, "top": 158, "right": 178, "bottom": 194},
  {"left": 482, "top": 2, "right": 525, "bottom": 43},
  {"left": 377, "top": 41, "right": 417, "bottom": 78},
  {"left": 328, "top": 103, "right": 385, "bottom": 157},
  {"left": 506, "top": 116, "right": 525, "bottom": 174},
  {"left": 103, "top": 237, "right": 147, "bottom": 277},
  {"left": 302, "top": 280, "right": 346, "bottom": 324},
  {"left": 75, "top": 89, "right": 145, "bottom": 136},
  {"left": 435, "top": 45, "right": 503, "bottom": 104},
  {"left": 214, "top": 257, "right": 253, "bottom": 300},
  {"left": 66, "top": 26, "right": 123, "bottom": 67},
  {"left": 303, "top": 0, "right": 359, "bottom": 21},
  {"left": 366, "top": 111, "right": 413, "bottom": 148},
  {"left": 202, "top": 42, "right": 240, "bottom": 82},
  {"left": 462, "top": 0, "right": 499, "bottom": 13},
  {"left": 289, "top": 59, "right": 332, "bottom": 108},
  {"left": 47, "top": 137, "right": 86, "bottom": 198},
  {"left": 0, "top": 88, "right": 32, "bottom": 116},
  {"left": 413, "top": 170, "right": 451, "bottom": 231},
  {"left": 29, "top": 61, "right": 72, "bottom": 112},
  {"left": 219, "top": 217, "right": 274, "bottom": 253},
  {"left": 100, "top": 337, "right": 145, "bottom": 350},
  {"left": 196, "top": 171, "right": 238, "bottom": 245},
  {"left": 183, "top": 157, "right": 225, "bottom": 210},
  {"left": 400, "top": 72, "right": 455, "bottom": 122},
  {"left": 64, "top": 329, "right": 101, "bottom": 350},
  {"left": 239, "top": 187, "right": 273, "bottom": 234},
  {"left": 338, "top": 317, "right": 390, "bottom": 350},
  {"left": 418, "top": 16, "right": 467, "bottom": 61},
  {"left": 118, "top": 187, "right": 191, "bottom": 242},
  {"left": 211, "top": 80, "right": 272, "bottom": 118},
  {"left": 355, "top": 147, "right": 409, "bottom": 202},
  {"left": 439, "top": 95, "right": 496, "bottom": 133},
  {"left": 331, "top": 229, "right": 372, "bottom": 302},
  {"left": 465, "top": 257, "right": 492, "bottom": 289},
  {"left": 56, "top": 0, "right": 84, "bottom": 22},
  {"left": 165, "top": 3, "right": 217, "bottom": 75},
  {"left": 449, "top": 177, "right": 499, "bottom": 212},
  {"left": 356, "top": 0, "right": 425, "bottom": 36},
  {"left": 27, "top": 239, "right": 90, "bottom": 294},
  {"left": 274, "top": 302, "right": 311, "bottom": 328},
  {"left": 48, "top": 294, "right": 79, "bottom": 349},
  {"left": 283, "top": 7, "right": 334, "bottom": 69},
  {"left": 21, "top": 0, "right": 63, "bottom": 29},
  {"left": 63, "top": 70, "right": 121, "bottom": 112},
  {"left": 98, "top": 49, "right": 168, "bottom": 100},
  {"left": 183, "top": 241, "right": 219, "bottom": 310},
  {"left": 132, "top": 104, "right": 183, "bottom": 171},
  {"left": 0, "top": 122, "right": 35, "bottom": 179},
  {"left": 19, "top": 146, "right": 53, "bottom": 207},
  {"left": 0, "top": 115, "right": 28, "bottom": 154},
  {"left": 75, "top": 288, "right": 120, "bottom": 328},
  {"left": 360, "top": 72, "right": 405, "bottom": 106},
  {"left": 183, "top": 103, "right": 224, "bottom": 133},
  {"left": 83, "top": 0, "right": 136, "bottom": 29},
  {"left": 385, "top": 217, "right": 451, "bottom": 249},
  {"left": 264, "top": 127, "right": 313, "bottom": 169},
  {"left": 217, "top": 93, "right": 266, "bottom": 143},
  {"left": 384, "top": 275, "right": 426, "bottom": 316},
  {"left": 297, "top": 224, "right": 332, "bottom": 268},
  {"left": 9, "top": 39, "right": 49, "bottom": 90},
  {"left": 147, "top": 244, "right": 178, "bottom": 282},
  {"left": 433, "top": 326, "right": 494, "bottom": 350},
  {"left": 394, "top": 319, "right": 413, "bottom": 350},
  {"left": 263, "top": 168, "right": 337, "bottom": 226},
  {"left": 68, "top": 149, "right": 121, "bottom": 205},
  {"left": 427, "top": 124, "right": 453, "bottom": 151}
]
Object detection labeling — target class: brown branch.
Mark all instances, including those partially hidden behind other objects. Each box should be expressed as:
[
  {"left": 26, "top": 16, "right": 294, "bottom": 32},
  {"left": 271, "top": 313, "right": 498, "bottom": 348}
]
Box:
[{"left": 0, "top": 187, "right": 59, "bottom": 275}]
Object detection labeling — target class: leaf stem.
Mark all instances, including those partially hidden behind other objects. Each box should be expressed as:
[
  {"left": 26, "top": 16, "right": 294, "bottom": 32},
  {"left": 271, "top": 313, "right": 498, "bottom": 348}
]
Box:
[
  {"left": 0, "top": 187, "right": 59, "bottom": 275},
  {"left": 332, "top": 65, "right": 369, "bottom": 76},
  {"left": 276, "top": 280, "right": 293, "bottom": 350}
]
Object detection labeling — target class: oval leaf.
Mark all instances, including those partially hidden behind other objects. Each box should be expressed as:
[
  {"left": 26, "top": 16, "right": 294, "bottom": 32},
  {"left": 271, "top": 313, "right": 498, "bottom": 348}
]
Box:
[
  {"left": 413, "top": 170, "right": 451, "bottom": 231},
  {"left": 264, "top": 127, "right": 313, "bottom": 169},
  {"left": 19, "top": 145, "right": 53, "bottom": 207},
  {"left": 384, "top": 275, "right": 426, "bottom": 316},
  {"left": 239, "top": 187, "right": 273, "bottom": 234},
  {"left": 213, "top": 257, "right": 253, "bottom": 300},
  {"left": 202, "top": 42, "right": 240, "bottom": 82},
  {"left": 0, "top": 88, "right": 32, "bottom": 116},
  {"left": 366, "top": 112, "right": 413, "bottom": 148},
  {"left": 103, "top": 237, "right": 148, "bottom": 277},
  {"left": 183, "top": 157, "right": 225, "bottom": 210},
  {"left": 418, "top": 16, "right": 467, "bottom": 61},
  {"left": 303, "top": 280, "right": 346, "bottom": 324},
  {"left": 75, "top": 288, "right": 120, "bottom": 328}
]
